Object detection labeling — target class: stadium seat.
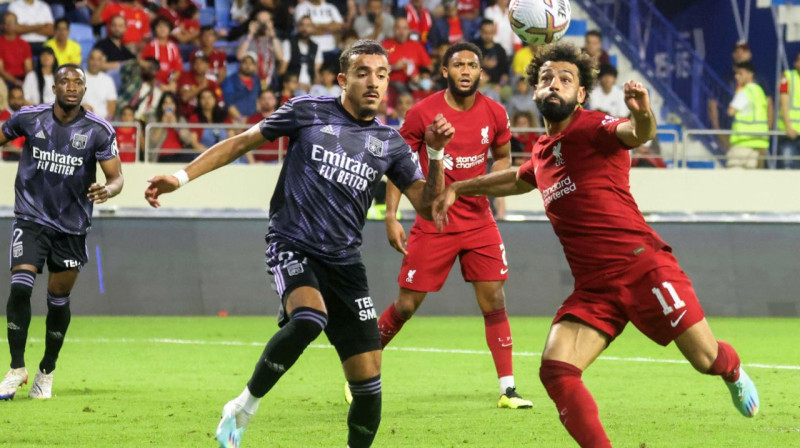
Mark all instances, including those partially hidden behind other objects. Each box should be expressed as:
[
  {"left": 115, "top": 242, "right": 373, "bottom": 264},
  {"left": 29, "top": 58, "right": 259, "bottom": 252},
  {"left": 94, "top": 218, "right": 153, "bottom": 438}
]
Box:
[
  {"left": 199, "top": 7, "right": 216, "bottom": 27},
  {"left": 564, "top": 19, "right": 587, "bottom": 37},
  {"left": 657, "top": 123, "right": 683, "bottom": 142},
  {"left": 215, "top": 0, "right": 232, "bottom": 28},
  {"left": 79, "top": 40, "right": 94, "bottom": 65},
  {"left": 69, "top": 23, "right": 94, "bottom": 42}
]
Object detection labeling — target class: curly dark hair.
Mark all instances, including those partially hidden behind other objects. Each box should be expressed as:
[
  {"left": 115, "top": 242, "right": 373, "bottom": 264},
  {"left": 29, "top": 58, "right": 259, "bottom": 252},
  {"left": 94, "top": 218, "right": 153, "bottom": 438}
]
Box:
[
  {"left": 525, "top": 42, "right": 596, "bottom": 105},
  {"left": 442, "top": 42, "right": 483, "bottom": 66}
]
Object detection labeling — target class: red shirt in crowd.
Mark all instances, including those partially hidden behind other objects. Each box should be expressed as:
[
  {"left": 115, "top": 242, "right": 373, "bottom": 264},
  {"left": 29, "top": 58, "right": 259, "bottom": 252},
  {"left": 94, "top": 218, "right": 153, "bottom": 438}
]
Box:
[
  {"left": 382, "top": 39, "right": 431, "bottom": 84},
  {"left": 0, "top": 108, "right": 25, "bottom": 159},
  {"left": 141, "top": 40, "right": 183, "bottom": 85},
  {"left": 0, "top": 35, "right": 32, "bottom": 80},
  {"left": 517, "top": 108, "right": 670, "bottom": 286},
  {"left": 190, "top": 48, "right": 228, "bottom": 81},
  {"left": 404, "top": 90, "right": 511, "bottom": 233},
  {"left": 405, "top": 4, "right": 432, "bottom": 42},
  {"left": 176, "top": 71, "right": 222, "bottom": 116},
  {"left": 247, "top": 113, "right": 287, "bottom": 162},
  {"left": 114, "top": 125, "right": 137, "bottom": 162},
  {"left": 100, "top": 2, "right": 150, "bottom": 45}
]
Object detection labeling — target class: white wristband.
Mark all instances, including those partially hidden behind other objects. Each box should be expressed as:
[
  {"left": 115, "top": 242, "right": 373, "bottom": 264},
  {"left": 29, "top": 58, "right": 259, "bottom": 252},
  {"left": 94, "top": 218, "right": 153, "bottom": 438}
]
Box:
[
  {"left": 427, "top": 145, "right": 444, "bottom": 161},
  {"left": 173, "top": 169, "right": 190, "bottom": 187}
]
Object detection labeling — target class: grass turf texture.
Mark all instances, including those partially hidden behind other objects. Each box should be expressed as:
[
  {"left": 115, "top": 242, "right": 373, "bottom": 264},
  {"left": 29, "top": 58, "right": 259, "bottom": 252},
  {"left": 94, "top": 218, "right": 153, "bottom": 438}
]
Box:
[{"left": 1, "top": 317, "right": 798, "bottom": 447}]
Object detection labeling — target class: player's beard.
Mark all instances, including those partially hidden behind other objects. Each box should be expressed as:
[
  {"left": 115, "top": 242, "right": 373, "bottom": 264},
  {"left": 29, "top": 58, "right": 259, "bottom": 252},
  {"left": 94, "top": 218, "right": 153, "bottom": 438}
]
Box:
[
  {"left": 447, "top": 75, "right": 479, "bottom": 98},
  {"left": 536, "top": 93, "right": 577, "bottom": 123}
]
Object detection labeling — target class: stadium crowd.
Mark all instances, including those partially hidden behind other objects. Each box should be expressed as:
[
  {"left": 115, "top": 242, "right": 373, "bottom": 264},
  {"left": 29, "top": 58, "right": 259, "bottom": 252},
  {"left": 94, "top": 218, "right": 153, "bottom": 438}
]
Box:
[{"left": 0, "top": 0, "right": 655, "bottom": 165}]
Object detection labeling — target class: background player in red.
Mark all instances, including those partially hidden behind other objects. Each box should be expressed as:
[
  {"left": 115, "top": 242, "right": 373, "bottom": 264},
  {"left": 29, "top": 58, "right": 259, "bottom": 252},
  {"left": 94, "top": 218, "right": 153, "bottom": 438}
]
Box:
[
  {"left": 433, "top": 43, "right": 760, "bottom": 447},
  {"left": 369, "top": 42, "right": 533, "bottom": 409}
]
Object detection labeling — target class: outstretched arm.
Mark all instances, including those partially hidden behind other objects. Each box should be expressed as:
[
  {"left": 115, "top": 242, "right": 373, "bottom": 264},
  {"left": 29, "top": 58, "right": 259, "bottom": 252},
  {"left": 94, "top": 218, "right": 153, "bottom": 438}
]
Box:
[
  {"left": 433, "top": 167, "right": 534, "bottom": 230},
  {"left": 144, "top": 124, "right": 266, "bottom": 207},
  {"left": 615, "top": 80, "right": 657, "bottom": 148}
]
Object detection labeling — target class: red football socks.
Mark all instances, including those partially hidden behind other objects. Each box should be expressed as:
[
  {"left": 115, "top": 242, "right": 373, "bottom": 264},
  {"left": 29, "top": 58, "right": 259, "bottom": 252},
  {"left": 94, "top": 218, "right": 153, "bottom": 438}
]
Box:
[
  {"left": 540, "top": 360, "right": 612, "bottom": 448},
  {"left": 378, "top": 303, "right": 408, "bottom": 348},
  {"left": 708, "top": 341, "right": 741, "bottom": 383},
  {"left": 483, "top": 308, "right": 514, "bottom": 378}
]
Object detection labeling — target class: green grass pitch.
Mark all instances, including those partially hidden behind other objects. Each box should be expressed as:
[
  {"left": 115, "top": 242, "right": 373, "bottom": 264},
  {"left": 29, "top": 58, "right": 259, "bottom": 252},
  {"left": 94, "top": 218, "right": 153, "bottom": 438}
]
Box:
[{"left": 2, "top": 316, "right": 798, "bottom": 447}]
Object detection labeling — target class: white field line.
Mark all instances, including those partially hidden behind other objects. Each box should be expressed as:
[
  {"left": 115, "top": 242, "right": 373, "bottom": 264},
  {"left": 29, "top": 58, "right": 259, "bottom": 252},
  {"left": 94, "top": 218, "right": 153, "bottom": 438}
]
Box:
[{"left": 4, "top": 337, "right": 799, "bottom": 371}]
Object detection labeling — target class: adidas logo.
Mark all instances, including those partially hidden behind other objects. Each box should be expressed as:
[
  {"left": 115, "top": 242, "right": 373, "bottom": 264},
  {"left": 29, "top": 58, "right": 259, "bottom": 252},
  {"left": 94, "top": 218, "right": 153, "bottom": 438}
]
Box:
[
  {"left": 35, "top": 130, "right": 46, "bottom": 139},
  {"left": 320, "top": 124, "right": 336, "bottom": 136}
]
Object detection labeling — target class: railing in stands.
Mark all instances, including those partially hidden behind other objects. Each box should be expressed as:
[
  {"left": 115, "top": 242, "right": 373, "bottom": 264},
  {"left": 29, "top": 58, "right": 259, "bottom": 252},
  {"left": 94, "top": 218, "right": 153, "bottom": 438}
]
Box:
[{"left": 571, "top": 0, "right": 733, "bottom": 156}]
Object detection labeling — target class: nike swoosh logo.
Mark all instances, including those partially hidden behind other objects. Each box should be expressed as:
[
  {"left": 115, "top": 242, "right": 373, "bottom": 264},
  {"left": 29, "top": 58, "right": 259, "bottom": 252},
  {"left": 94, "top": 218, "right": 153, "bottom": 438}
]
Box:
[
  {"left": 500, "top": 343, "right": 512, "bottom": 348},
  {"left": 670, "top": 310, "right": 688, "bottom": 328},
  {"left": 500, "top": 268, "right": 509, "bottom": 275}
]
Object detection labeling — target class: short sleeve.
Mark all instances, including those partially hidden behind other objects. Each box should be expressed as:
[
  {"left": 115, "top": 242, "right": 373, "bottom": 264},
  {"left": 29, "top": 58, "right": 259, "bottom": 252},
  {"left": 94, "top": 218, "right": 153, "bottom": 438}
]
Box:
[
  {"left": 491, "top": 102, "right": 512, "bottom": 148},
  {"left": 517, "top": 159, "right": 537, "bottom": 188},
  {"left": 259, "top": 100, "right": 299, "bottom": 141},
  {"left": 399, "top": 106, "right": 425, "bottom": 153},
  {"left": 594, "top": 113, "right": 631, "bottom": 150},
  {"left": 385, "top": 141, "right": 423, "bottom": 192},
  {"left": 1, "top": 110, "right": 24, "bottom": 140},
  {"left": 329, "top": 4, "right": 344, "bottom": 23},
  {"left": 729, "top": 89, "right": 749, "bottom": 112},
  {"left": 96, "top": 130, "right": 119, "bottom": 161}
]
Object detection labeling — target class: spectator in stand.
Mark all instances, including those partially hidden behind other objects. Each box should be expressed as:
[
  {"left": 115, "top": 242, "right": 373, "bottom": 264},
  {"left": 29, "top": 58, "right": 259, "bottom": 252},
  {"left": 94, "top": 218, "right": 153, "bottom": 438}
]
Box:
[
  {"left": 247, "top": 89, "right": 287, "bottom": 162},
  {"left": 278, "top": 72, "right": 299, "bottom": 104},
  {"left": 237, "top": 10, "right": 285, "bottom": 91},
  {"left": 509, "top": 110, "right": 537, "bottom": 165},
  {"left": 385, "top": 91, "right": 413, "bottom": 126},
  {"left": 506, "top": 76, "right": 538, "bottom": 121},
  {"left": 483, "top": 0, "right": 520, "bottom": 56},
  {"left": 727, "top": 61, "right": 769, "bottom": 169},
  {"left": 187, "top": 88, "right": 246, "bottom": 162},
  {"left": 477, "top": 69, "right": 500, "bottom": 103},
  {"left": 293, "top": 0, "right": 344, "bottom": 57},
  {"left": 474, "top": 19, "right": 508, "bottom": 86},
  {"left": 114, "top": 105, "right": 138, "bottom": 162},
  {"left": 0, "top": 78, "right": 6, "bottom": 110},
  {"left": 8, "top": 0, "right": 53, "bottom": 55},
  {"left": 151, "top": 0, "right": 186, "bottom": 26},
  {"left": 456, "top": 0, "right": 481, "bottom": 42},
  {"left": 779, "top": 51, "right": 800, "bottom": 169},
  {"left": 405, "top": 0, "right": 432, "bottom": 43},
  {"left": 43, "top": 19, "right": 81, "bottom": 66},
  {"left": 120, "top": 57, "right": 163, "bottom": 123},
  {"left": 353, "top": 0, "right": 394, "bottom": 41},
  {"left": 589, "top": 63, "right": 628, "bottom": 118},
  {"left": 308, "top": 65, "right": 341, "bottom": 97},
  {"left": 192, "top": 26, "right": 227, "bottom": 83},
  {"left": 511, "top": 41, "right": 535, "bottom": 79},
  {"left": 383, "top": 17, "right": 430, "bottom": 96},
  {"left": 0, "top": 12, "right": 33, "bottom": 87},
  {"left": 230, "top": 0, "right": 251, "bottom": 26},
  {"left": 22, "top": 46, "right": 56, "bottom": 104},
  {"left": 93, "top": 14, "right": 135, "bottom": 72},
  {"left": 281, "top": 15, "right": 321, "bottom": 93},
  {"left": 583, "top": 29, "right": 610, "bottom": 68},
  {"left": 429, "top": 0, "right": 464, "bottom": 48},
  {"left": 221, "top": 51, "right": 261, "bottom": 123},
  {"left": 92, "top": 0, "right": 150, "bottom": 49},
  {"left": 429, "top": 41, "right": 449, "bottom": 91},
  {"left": 177, "top": 50, "right": 223, "bottom": 117},
  {"left": 82, "top": 49, "right": 117, "bottom": 119},
  {"left": 171, "top": 3, "right": 201, "bottom": 45},
  {"left": 631, "top": 139, "right": 667, "bottom": 168},
  {"left": 0, "top": 85, "right": 24, "bottom": 160},
  {"left": 141, "top": 17, "right": 182, "bottom": 93},
  {"left": 148, "top": 91, "right": 190, "bottom": 162},
  {"left": 411, "top": 68, "right": 435, "bottom": 102}
]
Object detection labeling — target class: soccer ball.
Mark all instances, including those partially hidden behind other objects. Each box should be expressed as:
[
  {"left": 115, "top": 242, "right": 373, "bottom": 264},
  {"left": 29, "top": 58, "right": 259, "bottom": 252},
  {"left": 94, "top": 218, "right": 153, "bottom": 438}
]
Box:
[{"left": 508, "top": 0, "right": 572, "bottom": 45}]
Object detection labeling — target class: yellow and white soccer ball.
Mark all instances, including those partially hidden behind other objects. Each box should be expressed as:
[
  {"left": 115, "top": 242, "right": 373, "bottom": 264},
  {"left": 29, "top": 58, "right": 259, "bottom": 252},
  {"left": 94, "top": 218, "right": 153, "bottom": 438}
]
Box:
[{"left": 508, "top": 0, "right": 572, "bottom": 45}]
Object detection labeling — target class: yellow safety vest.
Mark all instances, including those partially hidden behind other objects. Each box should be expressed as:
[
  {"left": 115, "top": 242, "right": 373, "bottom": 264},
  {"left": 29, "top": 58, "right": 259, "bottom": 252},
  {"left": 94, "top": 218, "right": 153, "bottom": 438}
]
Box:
[
  {"left": 778, "top": 69, "right": 800, "bottom": 131},
  {"left": 730, "top": 82, "right": 769, "bottom": 149}
]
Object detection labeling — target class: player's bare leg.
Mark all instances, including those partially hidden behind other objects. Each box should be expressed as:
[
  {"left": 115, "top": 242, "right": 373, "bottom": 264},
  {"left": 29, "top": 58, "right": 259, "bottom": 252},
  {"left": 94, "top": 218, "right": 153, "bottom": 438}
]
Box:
[
  {"left": 377, "top": 288, "right": 427, "bottom": 347},
  {"left": 27, "top": 268, "right": 79, "bottom": 399},
  {"left": 473, "top": 281, "right": 531, "bottom": 409},
  {"left": 539, "top": 318, "right": 612, "bottom": 448},
  {"left": 0, "top": 264, "right": 38, "bottom": 400},
  {"left": 217, "top": 287, "right": 328, "bottom": 448},
  {"left": 674, "top": 319, "right": 759, "bottom": 417},
  {"left": 342, "top": 350, "right": 382, "bottom": 448}
]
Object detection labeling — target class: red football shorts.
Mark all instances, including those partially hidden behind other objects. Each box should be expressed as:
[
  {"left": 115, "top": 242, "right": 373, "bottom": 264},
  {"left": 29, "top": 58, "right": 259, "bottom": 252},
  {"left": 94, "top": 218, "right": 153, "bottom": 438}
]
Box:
[
  {"left": 554, "top": 250, "right": 706, "bottom": 346},
  {"left": 397, "top": 223, "right": 509, "bottom": 292}
]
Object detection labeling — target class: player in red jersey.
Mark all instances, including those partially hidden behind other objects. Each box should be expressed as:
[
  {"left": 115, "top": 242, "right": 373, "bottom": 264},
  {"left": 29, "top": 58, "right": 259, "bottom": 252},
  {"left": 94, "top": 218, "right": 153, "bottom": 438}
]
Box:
[
  {"left": 433, "top": 43, "right": 760, "bottom": 447},
  {"left": 369, "top": 42, "right": 532, "bottom": 409}
]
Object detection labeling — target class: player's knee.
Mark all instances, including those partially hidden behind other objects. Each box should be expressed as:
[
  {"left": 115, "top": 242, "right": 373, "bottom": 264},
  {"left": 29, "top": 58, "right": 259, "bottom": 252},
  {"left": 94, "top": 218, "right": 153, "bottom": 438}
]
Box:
[
  {"left": 539, "top": 360, "right": 583, "bottom": 396},
  {"left": 289, "top": 307, "right": 328, "bottom": 341},
  {"left": 9, "top": 270, "right": 36, "bottom": 302},
  {"left": 46, "top": 291, "right": 71, "bottom": 308},
  {"left": 394, "top": 295, "right": 422, "bottom": 318}
]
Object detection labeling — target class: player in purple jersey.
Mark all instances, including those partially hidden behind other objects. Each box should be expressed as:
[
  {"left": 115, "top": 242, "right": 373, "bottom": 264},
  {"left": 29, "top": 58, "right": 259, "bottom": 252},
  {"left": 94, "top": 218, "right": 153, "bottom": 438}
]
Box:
[
  {"left": 0, "top": 64, "right": 124, "bottom": 401},
  {"left": 145, "top": 40, "right": 453, "bottom": 448}
]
